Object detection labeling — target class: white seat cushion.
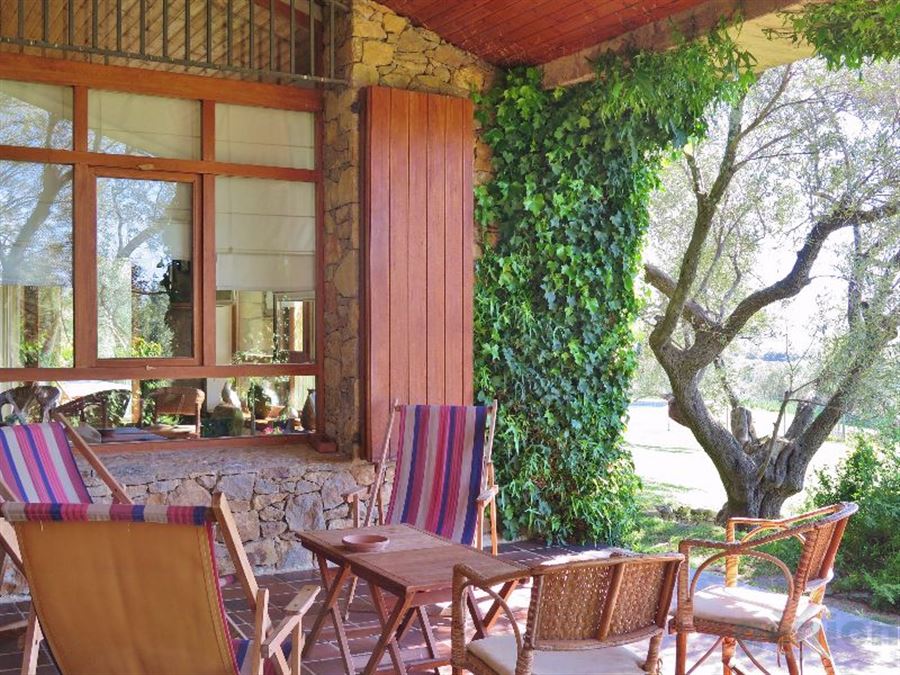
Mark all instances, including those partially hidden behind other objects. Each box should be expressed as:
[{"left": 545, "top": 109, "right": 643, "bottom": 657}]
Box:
[
  {"left": 467, "top": 635, "right": 647, "bottom": 674},
  {"left": 691, "top": 584, "right": 824, "bottom": 633}
]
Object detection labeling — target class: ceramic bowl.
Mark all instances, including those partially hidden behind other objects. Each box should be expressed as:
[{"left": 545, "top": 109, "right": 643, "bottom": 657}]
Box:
[{"left": 342, "top": 534, "right": 389, "bottom": 552}]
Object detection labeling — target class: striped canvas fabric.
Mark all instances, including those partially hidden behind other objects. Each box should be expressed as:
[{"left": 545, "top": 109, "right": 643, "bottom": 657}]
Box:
[
  {"left": 0, "top": 423, "right": 91, "bottom": 504},
  {"left": 1, "top": 502, "right": 213, "bottom": 525},
  {"left": 386, "top": 404, "right": 489, "bottom": 545}
]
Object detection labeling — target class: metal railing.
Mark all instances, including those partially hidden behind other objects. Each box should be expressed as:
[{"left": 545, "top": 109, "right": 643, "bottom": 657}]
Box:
[{"left": 0, "top": 0, "right": 347, "bottom": 85}]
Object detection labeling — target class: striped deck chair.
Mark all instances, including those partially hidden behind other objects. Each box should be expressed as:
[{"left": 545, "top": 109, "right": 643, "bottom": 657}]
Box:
[
  {"left": 0, "top": 494, "right": 319, "bottom": 675},
  {"left": 0, "top": 415, "right": 131, "bottom": 659},
  {"left": 344, "top": 402, "right": 500, "bottom": 616}
]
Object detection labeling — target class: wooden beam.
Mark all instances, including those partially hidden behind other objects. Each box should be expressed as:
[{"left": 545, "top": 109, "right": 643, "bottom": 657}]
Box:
[{"left": 542, "top": 0, "right": 813, "bottom": 88}]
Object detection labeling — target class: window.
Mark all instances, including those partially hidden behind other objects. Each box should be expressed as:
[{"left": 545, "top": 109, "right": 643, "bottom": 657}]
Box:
[{"left": 0, "top": 66, "right": 322, "bottom": 446}]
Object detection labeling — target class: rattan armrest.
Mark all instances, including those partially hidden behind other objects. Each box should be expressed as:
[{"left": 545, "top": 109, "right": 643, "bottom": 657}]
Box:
[{"left": 679, "top": 538, "right": 741, "bottom": 551}]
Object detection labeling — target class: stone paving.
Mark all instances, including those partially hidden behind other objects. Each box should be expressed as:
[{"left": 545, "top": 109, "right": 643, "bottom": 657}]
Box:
[{"left": 0, "top": 541, "right": 895, "bottom": 674}]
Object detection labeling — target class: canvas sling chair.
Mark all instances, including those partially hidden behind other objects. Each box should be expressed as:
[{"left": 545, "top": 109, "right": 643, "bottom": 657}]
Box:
[
  {"left": 343, "top": 401, "right": 500, "bottom": 615},
  {"left": 0, "top": 494, "right": 319, "bottom": 675},
  {"left": 0, "top": 414, "right": 132, "bottom": 642}
]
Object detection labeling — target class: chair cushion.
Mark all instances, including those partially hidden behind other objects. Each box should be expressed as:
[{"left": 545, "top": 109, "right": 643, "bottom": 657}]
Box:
[
  {"left": 467, "top": 635, "right": 647, "bottom": 675},
  {"left": 691, "top": 584, "right": 824, "bottom": 633},
  {"left": 233, "top": 638, "right": 292, "bottom": 675}
]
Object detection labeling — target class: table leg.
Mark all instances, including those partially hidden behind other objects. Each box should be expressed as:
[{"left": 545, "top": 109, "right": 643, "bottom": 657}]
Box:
[
  {"left": 416, "top": 605, "right": 440, "bottom": 674},
  {"left": 365, "top": 583, "right": 412, "bottom": 675},
  {"left": 303, "top": 554, "right": 355, "bottom": 675},
  {"left": 472, "top": 579, "right": 520, "bottom": 639}
]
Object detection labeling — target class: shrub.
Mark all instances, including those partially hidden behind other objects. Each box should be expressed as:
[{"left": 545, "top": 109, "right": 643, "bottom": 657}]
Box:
[{"left": 808, "top": 434, "right": 900, "bottom": 611}]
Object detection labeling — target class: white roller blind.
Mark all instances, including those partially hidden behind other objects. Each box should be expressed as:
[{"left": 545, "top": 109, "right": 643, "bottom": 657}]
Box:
[
  {"left": 88, "top": 90, "right": 200, "bottom": 159},
  {"left": 215, "top": 177, "right": 315, "bottom": 294},
  {"left": 0, "top": 80, "right": 72, "bottom": 149},
  {"left": 216, "top": 103, "right": 315, "bottom": 169}
]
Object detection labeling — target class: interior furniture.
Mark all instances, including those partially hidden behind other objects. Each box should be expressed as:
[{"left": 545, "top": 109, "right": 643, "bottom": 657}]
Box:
[
  {"left": 0, "top": 384, "right": 60, "bottom": 424},
  {"left": 0, "top": 413, "right": 132, "bottom": 668},
  {"left": 143, "top": 386, "right": 205, "bottom": 437},
  {"left": 0, "top": 493, "right": 318, "bottom": 675},
  {"left": 55, "top": 389, "right": 131, "bottom": 429},
  {"left": 670, "top": 502, "right": 858, "bottom": 675},
  {"left": 452, "top": 551, "right": 683, "bottom": 675},
  {"left": 299, "top": 523, "right": 523, "bottom": 675}
]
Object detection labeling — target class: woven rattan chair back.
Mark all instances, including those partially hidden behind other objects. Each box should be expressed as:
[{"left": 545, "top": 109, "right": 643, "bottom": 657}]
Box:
[{"left": 527, "top": 553, "right": 682, "bottom": 650}]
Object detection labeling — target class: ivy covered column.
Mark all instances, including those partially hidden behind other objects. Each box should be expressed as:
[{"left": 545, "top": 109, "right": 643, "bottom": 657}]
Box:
[{"left": 473, "top": 36, "right": 756, "bottom": 544}]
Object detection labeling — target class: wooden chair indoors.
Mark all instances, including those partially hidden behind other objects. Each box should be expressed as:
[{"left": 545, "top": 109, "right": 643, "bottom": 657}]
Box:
[
  {"left": 0, "top": 414, "right": 132, "bottom": 655},
  {"left": 143, "top": 385, "right": 206, "bottom": 438},
  {"left": 451, "top": 552, "right": 684, "bottom": 674},
  {"left": 670, "top": 502, "right": 858, "bottom": 675},
  {"left": 55, "top": 388, "right": 131, "bottom": 429},
  {"left": 0, "top": 494, "right": 319, "bottom": 675}
]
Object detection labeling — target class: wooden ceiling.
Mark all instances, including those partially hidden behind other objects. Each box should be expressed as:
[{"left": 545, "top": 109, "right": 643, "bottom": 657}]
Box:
[{"left": 377, "top": 0, "right": 711, "bottom": 66}]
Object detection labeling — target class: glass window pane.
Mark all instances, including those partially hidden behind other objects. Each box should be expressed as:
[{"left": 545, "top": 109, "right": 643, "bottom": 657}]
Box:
[
  {"left": 47, "top": 376, "right": 315, "bottom": 440},
  {"left": 0, "top": 161, "right": 73, "bottom": 368},
  {"left": 96, "top": 177, "right": 194, "bottom": 359},
  {"left": 0, "top": 80, "right": 73, "bottom": 149},
  {"left": 88, "top": 90, "right": 200, "bottom": 159},
  {"left": 216, "top": 177, "right": 315, "bottom": 364},
  {"left": 216, "top": 103, "right": 315, "bottom": 169}
]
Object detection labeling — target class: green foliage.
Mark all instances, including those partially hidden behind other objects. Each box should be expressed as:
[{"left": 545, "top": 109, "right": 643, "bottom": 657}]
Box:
[
  {"left": 809, "top": 435, "right": 900, "bottom": 611},
  {"left": 774, "top": 0, "right": 900, "bottom": 69},
  {"left": 472, "top": 33, "right": 755, "bottom": 545}
]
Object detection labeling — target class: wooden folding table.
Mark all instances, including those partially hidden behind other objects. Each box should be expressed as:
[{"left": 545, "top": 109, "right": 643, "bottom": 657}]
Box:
[{"left": 299, "top": 523, "right": 524, "bottom": 675}]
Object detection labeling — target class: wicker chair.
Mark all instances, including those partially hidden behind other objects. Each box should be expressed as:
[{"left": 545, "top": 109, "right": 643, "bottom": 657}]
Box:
[
  {"left": 452, "top": 552, "right": 684, "bottom": 674},
  {"left": 670, "top": 502, "right": 858, "bottom": 675}
]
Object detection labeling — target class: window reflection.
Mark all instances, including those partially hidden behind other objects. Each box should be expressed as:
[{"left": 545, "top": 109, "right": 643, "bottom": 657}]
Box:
[
  {"left": 96, "top": 177, "right": 193, "bottom": 359},
  {"left": 0, "top": 161, "right": 74, "bottom": 368}
]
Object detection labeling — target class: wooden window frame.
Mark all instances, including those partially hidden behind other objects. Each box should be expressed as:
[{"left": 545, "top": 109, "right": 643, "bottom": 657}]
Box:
[{"left": 0, "top": 53, "right": 325, "bottom": 450}]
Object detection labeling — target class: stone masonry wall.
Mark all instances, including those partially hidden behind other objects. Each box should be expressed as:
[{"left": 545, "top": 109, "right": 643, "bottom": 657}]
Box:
[
  {"left": 321, "top": 0, "right": 497, "bottom": 457},
  {"left": 1, "top": 446, "right": 392, "bottom": 596}
]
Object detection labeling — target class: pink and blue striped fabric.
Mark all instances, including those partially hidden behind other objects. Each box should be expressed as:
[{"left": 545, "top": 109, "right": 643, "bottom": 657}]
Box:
[
  {"left": 0, "top": 423, "right": 91, "bottom": 504},
  {"left": 1, "top": 502, "right": 213, "bottom": 525},
  {"left": 386, "top": 404, "right": 490, "bottom": 546}
]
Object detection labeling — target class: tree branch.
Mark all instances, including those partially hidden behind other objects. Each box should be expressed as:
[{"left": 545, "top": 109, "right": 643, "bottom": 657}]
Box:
[{"left": 643, "top": 263, "right": 717, "bottom": 331}]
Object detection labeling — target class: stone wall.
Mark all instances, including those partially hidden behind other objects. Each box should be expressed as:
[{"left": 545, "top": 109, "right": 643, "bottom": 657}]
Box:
[
  {"left": 321, "top": 0, "right": 497, "bottom": 457},
  {"left": 1, "top": 446, "right": 391, "bottom": 596}
]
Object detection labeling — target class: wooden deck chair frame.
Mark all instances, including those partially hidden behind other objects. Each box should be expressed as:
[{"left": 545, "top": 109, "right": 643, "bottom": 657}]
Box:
[
  {"left": 0, "top": 414, "right": 131, "bottom": 658},
  {"left": 2, "top": 493, "right": 317, "bottom": 675},
  {"left": 346, "top": 399, "right": 500, "bottom": 552},
  {"left": 343, "top": 399, "right": 499, "bottom": 618}
]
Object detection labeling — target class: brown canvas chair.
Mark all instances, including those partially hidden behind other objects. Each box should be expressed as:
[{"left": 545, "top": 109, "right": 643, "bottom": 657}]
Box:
[
  {"left": 0, "top": 493, "right": 318, "bottom": 675},
  {"left": 451, "top": 552, "right": 684, "bottom": 674},
  {"left": 670, "top": 502, "right": 858, "bottom": 675}
]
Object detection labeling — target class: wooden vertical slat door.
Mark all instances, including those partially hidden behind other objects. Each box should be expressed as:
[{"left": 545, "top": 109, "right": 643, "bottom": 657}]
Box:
[{"left": 363, "top": 86, "right": 475, "bottom": 460}]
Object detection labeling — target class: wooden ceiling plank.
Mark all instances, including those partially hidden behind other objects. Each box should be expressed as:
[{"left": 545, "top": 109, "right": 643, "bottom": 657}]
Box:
[{"left": 518, "top": 0, "right": 706, "bottom": 62}]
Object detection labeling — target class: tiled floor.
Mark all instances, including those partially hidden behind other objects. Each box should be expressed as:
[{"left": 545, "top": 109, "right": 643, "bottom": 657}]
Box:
[{"left": 0, "top": 541, "right": 896, "bottom": 674}]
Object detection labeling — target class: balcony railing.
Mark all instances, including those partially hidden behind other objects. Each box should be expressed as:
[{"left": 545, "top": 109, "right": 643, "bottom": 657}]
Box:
[{"left": 0, "top": 0, "right": 346, "bottom": 85}]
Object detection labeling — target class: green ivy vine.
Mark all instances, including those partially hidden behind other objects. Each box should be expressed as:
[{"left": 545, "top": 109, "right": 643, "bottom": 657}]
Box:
[
  {"left": 472, "top": 31, "right": 756, "bottom": 545},
  {"left": 472, "top": 0, "right": 898, "bottom": 545}
]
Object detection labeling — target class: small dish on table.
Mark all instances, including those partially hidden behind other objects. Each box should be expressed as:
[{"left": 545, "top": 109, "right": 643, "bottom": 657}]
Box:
[{"left": 341, "top": 533, "right": 389, "bottom": 552}]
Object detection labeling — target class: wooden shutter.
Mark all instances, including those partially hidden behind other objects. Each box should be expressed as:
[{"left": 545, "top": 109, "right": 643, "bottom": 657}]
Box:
[{"left": 363, "top": 86, "right": 474, "bottom": 459}]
